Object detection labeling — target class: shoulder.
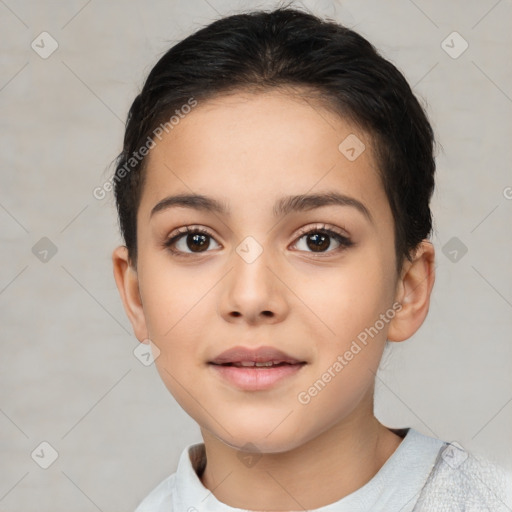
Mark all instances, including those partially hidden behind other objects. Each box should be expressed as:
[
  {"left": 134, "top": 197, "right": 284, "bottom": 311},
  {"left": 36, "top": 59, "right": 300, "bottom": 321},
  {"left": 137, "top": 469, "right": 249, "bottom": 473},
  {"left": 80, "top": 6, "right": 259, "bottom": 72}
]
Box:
[
  {"left": 133, "top": 442, "right": 206, "bottom": 512},
  {"left": 134, "top": 472, "right": 176, "bottom": 512},
  {"left": 414, "top": 441, "right": 512, "bottom": 511}
]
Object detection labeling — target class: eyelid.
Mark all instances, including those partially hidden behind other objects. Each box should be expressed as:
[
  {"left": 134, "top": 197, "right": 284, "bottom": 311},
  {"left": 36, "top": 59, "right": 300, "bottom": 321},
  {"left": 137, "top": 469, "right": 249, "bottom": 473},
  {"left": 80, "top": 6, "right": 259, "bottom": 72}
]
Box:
[
  {"left": 163, "top": 223, "right": 353, "bottom": 257},
  {"left": 290, "top": 223, "right": 354, "bottom": 255},
  {"left": 163, "top": 225, "right": 221, "bottom": 252},
  {"left": 293, "top": 222, "right": 351, "bottom": 242}
]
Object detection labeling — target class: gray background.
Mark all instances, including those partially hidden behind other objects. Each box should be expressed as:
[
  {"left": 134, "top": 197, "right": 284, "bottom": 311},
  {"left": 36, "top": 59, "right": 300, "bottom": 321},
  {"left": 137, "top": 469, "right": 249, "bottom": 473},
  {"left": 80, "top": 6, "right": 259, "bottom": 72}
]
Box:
[{"left": 1, "top": 0, "right": 511, "bottom": 510}]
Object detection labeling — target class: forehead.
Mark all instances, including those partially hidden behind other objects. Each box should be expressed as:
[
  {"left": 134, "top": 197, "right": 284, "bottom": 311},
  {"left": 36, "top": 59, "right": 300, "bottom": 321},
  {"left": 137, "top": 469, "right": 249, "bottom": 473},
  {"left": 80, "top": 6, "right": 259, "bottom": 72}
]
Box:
[{"left": 139, "top": 90, "right": 390, "bottom": 226}]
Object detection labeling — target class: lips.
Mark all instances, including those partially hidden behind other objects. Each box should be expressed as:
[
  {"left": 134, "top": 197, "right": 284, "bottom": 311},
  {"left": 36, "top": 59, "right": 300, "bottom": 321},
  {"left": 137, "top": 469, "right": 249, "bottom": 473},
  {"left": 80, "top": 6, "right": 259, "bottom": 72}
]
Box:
[
  {"left": 209, "top": 345, "right": 307, "bottom": 391},
  {"left": 209, "top": 345, "right": 306, "bottom": 366}
]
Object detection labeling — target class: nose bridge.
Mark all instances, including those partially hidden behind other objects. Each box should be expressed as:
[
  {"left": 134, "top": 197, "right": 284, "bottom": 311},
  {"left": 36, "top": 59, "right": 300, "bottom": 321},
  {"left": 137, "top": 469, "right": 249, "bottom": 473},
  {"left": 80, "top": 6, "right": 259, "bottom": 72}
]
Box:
[{"left": 220, "top": 235, "right": 287, "bottom": 323}]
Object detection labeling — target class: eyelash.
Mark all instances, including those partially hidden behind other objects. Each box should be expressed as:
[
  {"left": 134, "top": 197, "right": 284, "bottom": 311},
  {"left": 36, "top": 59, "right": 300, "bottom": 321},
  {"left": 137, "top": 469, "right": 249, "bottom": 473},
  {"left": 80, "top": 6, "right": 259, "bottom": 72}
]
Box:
[{"left": 163, "top": 224, "right": 353, "bottom": 258}]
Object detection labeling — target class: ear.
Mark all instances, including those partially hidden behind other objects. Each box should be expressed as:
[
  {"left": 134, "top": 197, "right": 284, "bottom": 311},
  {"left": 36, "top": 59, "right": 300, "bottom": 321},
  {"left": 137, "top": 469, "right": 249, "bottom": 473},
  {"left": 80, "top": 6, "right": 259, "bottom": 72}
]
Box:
[
  {"left": 387, "top": 240, "right": 435, "bottom": 342},
  {"left": 112, "top": 246, "right": 148, "bottom": 342}
]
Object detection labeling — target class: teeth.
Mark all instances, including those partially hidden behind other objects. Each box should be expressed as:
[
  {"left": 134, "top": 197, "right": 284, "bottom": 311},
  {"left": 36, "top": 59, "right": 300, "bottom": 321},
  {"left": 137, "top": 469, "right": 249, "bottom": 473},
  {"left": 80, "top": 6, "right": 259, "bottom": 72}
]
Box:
[{"left": 231, "top": 361, "right": 284, "bottom": 367}]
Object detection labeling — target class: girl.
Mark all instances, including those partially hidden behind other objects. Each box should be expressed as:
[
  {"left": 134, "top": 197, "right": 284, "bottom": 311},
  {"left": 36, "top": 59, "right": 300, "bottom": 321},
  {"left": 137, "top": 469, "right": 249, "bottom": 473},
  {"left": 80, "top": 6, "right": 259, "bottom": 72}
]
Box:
[{"left": 111, "top": 5, "right": 511, "bottom": 511}]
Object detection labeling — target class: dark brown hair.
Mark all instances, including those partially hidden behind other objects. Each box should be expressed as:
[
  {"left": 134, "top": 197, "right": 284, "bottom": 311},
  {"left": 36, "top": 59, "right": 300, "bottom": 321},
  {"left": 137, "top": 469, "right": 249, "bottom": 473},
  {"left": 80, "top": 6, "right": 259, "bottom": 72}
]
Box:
[{"left": 113, "top": 6, "right": 436, "bottom": 272}]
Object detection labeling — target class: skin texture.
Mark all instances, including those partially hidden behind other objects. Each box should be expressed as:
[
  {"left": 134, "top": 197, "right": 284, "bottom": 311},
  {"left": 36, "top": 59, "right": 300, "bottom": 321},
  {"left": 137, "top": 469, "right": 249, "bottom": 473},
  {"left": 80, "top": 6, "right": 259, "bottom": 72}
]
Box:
[{"left": 113, "top": 89, "right": 435, "bottom": 510}]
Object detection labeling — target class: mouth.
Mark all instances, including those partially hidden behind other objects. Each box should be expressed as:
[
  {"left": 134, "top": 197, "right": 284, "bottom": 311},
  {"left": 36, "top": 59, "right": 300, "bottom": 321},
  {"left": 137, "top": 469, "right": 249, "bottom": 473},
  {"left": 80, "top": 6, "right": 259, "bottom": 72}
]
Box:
[
  {"left": 208, "top": 346, "right": 307, "bottom": 390},
  {"left": 209, "top": 345, "right": 305, "bottom": 365},
  {"left": 211, "top": 360, "right": 304, "bottom": 368}
]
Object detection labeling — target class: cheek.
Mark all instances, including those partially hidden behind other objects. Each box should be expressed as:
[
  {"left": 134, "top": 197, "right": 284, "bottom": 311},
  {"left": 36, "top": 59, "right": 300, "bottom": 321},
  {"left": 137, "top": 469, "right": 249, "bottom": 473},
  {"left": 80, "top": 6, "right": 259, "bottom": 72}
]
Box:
[
  {"left": 139, "top": 251, "right": 209, "bottom": 338},
  {"left": 295, "top": 254, "right": 393, "bottom": 341},
  {"left": 293, "top": 355, "right": 380, "bottom": 443},
  {"left": 138, "top": 253, "right": 217, "bottom": 366},
  {"left": 296, "top": 253, "right": 393, "bottom": 404}
]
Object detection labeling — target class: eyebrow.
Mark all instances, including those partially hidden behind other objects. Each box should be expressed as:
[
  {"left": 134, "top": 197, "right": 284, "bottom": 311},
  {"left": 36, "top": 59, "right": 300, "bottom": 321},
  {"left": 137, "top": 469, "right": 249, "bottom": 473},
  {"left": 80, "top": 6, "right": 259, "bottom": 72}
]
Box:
[{"left": 150, "top": 191, "right": 373, "bottom": 223}]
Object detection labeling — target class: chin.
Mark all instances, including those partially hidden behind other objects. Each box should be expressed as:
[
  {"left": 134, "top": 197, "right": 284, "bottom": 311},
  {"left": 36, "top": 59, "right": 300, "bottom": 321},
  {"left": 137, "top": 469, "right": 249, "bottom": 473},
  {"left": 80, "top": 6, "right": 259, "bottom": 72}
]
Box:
[
  {"left": 209, "top": 419, "right": 309, "bottom": 455},
  {"left": 223, "top": 435, "right": 303, "bottom": 455}
]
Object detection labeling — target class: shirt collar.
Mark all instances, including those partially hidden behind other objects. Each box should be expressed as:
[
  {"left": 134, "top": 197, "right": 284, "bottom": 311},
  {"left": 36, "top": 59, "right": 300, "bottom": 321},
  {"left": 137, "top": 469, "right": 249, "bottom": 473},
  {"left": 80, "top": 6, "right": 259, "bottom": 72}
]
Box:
[{"left": 172, "top": 428, "right": 445, "bottom": 512}]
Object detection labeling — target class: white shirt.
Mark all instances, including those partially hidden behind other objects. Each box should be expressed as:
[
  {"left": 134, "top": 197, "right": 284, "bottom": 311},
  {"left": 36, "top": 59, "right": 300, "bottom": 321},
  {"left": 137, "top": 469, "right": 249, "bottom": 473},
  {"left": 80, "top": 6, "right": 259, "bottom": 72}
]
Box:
[{"left": 134, "top": 428, "right": 511, "bottom": 511}]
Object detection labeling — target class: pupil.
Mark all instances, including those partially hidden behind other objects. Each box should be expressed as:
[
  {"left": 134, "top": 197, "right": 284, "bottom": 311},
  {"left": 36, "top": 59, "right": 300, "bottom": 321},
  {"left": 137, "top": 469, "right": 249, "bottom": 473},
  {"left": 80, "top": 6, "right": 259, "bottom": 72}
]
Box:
[
  {"left": 188, "top": 233, "right": 209, "bottom": 252},
  {"left": 308, "top": 232, "right": 329, "bottom": 252},
  {"left": 185, "top": 232, "right": 331, "bottom": 253}
]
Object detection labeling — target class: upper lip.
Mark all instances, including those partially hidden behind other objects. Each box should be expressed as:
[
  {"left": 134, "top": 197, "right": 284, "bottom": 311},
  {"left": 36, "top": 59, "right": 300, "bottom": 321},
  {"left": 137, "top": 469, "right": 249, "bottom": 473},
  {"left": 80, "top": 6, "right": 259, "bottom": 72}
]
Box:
[{"left": 209, "top": 345, "right": 305, "bottom": 365}]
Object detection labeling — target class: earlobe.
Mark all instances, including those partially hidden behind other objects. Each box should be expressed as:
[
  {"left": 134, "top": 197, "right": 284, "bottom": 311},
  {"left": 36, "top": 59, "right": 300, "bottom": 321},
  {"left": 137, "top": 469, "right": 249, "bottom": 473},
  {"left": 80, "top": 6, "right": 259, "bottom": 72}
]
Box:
[
  {"left": 387, "top": 240, "right": 436, "bottom": 342},
  {"left": 112, "top": 246, "right": 148, "bottom": 342}
]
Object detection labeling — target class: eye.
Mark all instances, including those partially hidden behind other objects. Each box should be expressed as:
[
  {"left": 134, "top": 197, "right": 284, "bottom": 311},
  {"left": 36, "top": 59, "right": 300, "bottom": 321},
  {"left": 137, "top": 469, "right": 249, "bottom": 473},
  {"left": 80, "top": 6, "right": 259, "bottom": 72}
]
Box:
[
  {"left": 164, "top": 224, "right": 353, "bottom": 257},
  {"left": 164, "top": 226, "right": 221, "bottom": 256},
  {"left": 292, "top": 224, "right": 353, "bottom": 254}
]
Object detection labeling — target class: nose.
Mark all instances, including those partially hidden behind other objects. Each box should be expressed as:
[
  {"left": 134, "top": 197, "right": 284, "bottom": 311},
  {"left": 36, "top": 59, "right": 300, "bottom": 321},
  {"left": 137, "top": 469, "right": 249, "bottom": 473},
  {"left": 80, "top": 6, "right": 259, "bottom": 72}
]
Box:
[{"left": 218, "top": 244, "right": 290, "bottom": 326}]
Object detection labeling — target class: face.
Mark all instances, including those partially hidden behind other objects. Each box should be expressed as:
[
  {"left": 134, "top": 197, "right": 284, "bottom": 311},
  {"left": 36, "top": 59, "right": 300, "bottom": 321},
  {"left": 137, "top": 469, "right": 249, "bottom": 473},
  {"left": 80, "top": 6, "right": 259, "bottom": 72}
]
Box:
[{"left": 124, "top": 90, "right": 402, "bottom": 453}]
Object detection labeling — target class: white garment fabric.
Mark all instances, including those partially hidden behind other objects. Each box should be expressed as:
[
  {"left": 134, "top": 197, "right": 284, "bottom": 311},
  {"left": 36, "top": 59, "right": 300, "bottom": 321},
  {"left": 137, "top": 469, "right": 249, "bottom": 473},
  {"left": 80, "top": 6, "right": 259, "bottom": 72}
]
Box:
[{"left": 134, "top": 428, "right": 511, "bottom": 512}]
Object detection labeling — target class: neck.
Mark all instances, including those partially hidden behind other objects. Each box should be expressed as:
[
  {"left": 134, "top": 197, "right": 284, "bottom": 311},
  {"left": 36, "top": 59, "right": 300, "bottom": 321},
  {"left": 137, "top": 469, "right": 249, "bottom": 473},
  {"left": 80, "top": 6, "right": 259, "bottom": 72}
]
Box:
[{"left": 199, "top": 403, "right": 403, "bottom": 510}]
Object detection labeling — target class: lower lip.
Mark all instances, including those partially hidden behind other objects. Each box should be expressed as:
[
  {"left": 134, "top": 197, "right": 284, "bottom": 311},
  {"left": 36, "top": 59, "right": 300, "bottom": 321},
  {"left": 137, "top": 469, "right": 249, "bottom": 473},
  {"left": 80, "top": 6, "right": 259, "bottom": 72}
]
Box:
[{"left": 209, "top": 363, "right": 306, "bottom": 391}]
